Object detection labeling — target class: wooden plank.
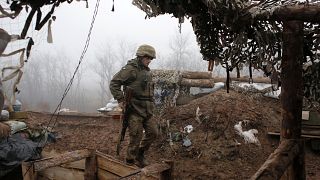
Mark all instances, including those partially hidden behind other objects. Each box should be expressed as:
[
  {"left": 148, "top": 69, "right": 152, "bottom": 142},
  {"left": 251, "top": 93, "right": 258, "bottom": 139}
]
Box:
[
  {"left": 9, "top": 111, "right": 28, "bottom": 119},
  {"left": 22, "top": 162, "right": 37, "bottom": 180},
  {"left": 61, "top": 159, "right": 85, "bottom": 170},
  {"left": 96, "top": 151, "right": 138, "bottom": 177},
  {"left": 38, "top": 166, "right": 84, "bottom": 180},
  {"left": 34, "top": 149, "right": 91, "bottom": 172},
  {"left": 97, "top": 168, "right": 120, "bottom": 180}
]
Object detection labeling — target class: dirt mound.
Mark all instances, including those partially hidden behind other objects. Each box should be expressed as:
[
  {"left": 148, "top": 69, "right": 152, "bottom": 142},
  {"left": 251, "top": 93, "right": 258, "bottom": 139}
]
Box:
[
  {"left": 25, "top": 89, "right": 320, "bottom": 179},
  {"left": 150, "top": 90, "right": 282, "bottom": 179}
]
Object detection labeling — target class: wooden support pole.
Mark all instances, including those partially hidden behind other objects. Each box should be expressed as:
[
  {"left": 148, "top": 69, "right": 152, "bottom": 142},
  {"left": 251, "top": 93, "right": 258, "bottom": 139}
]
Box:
[
  {"left": 250, "top": 140, "right": 300, "bottom": 180},
  {"left": 280, "top": 20, "right": 305, "bottom": 180},
  {"left": 33, "top": 149, "right": 91, "bottom": 172}
]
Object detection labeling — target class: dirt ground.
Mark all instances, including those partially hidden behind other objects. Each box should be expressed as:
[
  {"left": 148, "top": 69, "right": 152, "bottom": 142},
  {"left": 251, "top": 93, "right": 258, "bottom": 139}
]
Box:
[{"left": 25, "top": 89, "right": 320, "bottom": 179}]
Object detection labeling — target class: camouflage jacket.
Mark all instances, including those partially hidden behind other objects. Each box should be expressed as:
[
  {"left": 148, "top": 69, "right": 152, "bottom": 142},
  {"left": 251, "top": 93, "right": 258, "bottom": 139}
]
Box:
[{"left": 110, "top": 58, "right": 154, "bottom": 118}]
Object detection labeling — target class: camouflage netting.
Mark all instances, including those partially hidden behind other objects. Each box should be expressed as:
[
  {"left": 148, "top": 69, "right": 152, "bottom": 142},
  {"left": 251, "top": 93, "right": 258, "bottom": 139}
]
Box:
[
  {"left": 152, "top": 69, "right": 181, "bottom": 107},
  {"left": 134, "top": 0, "right": 320, "bottom": 104}
]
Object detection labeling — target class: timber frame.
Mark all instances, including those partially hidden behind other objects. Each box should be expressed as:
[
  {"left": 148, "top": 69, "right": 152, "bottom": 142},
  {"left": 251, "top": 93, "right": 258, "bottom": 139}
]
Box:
[{"left": 21, "top": 149, "right": 173, "bottom": 180}]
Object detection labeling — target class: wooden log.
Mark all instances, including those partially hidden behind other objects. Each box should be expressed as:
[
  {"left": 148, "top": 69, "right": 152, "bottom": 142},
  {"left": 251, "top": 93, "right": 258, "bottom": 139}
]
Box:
[
  {"left": 180, "top": 71, "right": 212, "bottom": 79},
  {"left": 214, "top": 76, "right": 271, "bottom": 84},
  {"left": 33, "top": 149, "right": 91, "bottom": 172},
  {"left": 251, "top": 140, "right": 300, "bottom": 180},
  {"left": 180, "top": 78, "right": 214, "bottom": 88}
]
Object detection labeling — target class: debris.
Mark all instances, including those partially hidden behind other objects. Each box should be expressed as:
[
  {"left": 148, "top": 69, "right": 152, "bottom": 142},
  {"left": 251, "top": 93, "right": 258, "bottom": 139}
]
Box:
[
  {"left": 195, "top": 107, "right": 202, "bottom": 124},
  {"left": 182, "top": 137, "right": 192, "bottom": 147},
  {"left": 184, "top": 125, "right": 193, "bottom": 134},
  {"left": 234, "top": 121, "right": 260, "bottom": 145}
]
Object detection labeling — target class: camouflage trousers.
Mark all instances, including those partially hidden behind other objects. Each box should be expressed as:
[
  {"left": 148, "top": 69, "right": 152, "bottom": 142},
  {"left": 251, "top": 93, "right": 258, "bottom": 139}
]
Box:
[{"left": 126, "top": 112, "right": 158, "bottom": 160}]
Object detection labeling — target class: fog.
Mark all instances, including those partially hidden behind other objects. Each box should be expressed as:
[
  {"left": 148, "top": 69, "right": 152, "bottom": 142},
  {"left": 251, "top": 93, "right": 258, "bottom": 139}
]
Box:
[{"left": 1, "top": 0, "right": 218, "bottom": 112}]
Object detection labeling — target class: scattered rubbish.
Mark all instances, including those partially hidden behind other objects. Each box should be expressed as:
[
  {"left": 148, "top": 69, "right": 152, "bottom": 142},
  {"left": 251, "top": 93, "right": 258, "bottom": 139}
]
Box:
[
  {"left": 234, "top": 121, "right": 260, "bottom": 145},
  {"left": 58, "top": 108, "right": 77, "bottom": 113},
  {"left": 0, "top": 110, "right": 9, "bottom": 121},
  {"left": 183, "top": 137, "right": 192, "bottom": 147},
  {"left": 195, "top": 107, "right": 202, "bottom": 124},
  {"left": 184, "top": 125, "right": 193, "bottom": 133},
  {"left": 171, "top": 132, "right": 182, "bottom": 142}
]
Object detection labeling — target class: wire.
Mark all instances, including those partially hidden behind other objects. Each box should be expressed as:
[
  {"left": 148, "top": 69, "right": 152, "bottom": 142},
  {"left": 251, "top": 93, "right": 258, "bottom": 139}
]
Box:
[{"left": 23, "top": 0, "right": 101, "bottom": 177}]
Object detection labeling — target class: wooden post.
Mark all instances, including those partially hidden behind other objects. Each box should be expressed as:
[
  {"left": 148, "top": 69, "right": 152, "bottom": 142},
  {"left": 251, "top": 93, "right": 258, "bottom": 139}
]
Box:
[
  {"left": 84, "top": 152, "right": 97, "bottom": 180},
  {"left": 281, "top": 20, "right": 305, "bottom": 180}
]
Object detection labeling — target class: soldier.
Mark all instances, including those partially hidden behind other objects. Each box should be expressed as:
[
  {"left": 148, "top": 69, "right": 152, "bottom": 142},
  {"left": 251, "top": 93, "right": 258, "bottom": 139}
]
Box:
[{"left": 110, "top": 44, "right": 158, "bottom": 167}]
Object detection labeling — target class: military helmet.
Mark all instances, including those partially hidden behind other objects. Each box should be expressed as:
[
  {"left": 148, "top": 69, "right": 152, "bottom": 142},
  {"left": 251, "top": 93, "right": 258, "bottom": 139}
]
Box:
[{"left": 136, "top": 44, "right": 156, "bottom": 59}]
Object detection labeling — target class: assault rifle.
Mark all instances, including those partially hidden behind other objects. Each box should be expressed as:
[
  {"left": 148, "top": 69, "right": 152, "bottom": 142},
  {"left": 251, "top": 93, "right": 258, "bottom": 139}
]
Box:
[{"left": 116, "top": 87, "right": 133, "bottom": 156}]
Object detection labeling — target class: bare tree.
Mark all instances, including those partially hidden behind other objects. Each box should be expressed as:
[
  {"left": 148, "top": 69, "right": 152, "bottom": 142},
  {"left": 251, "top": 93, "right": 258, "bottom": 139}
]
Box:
[
  {"left": 91, "top": 44, "right": 117, "bottom": 106},
  {"left": 168, "top": 31, "right": 192, "bottom": 70}
]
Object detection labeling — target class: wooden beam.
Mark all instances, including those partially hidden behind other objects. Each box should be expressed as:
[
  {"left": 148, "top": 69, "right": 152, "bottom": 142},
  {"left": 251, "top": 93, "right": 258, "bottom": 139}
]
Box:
[
  {"left": 33, "top": 149, "right": 91, "bottom": 172},
  {"left": 254, "top": 4, "right": 320, "bottom": 23},
  {"left": 251, "top": 140, "right": 300, "bottom": 180},
  {"left": 280, "top": 20, "right": 305, "bottom": 180}
]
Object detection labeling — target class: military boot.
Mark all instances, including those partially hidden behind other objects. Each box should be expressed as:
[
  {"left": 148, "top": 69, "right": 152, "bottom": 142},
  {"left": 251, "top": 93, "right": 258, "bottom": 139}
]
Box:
[{"left": 135, "top": 149, "right": 149, "bottom": 168}]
